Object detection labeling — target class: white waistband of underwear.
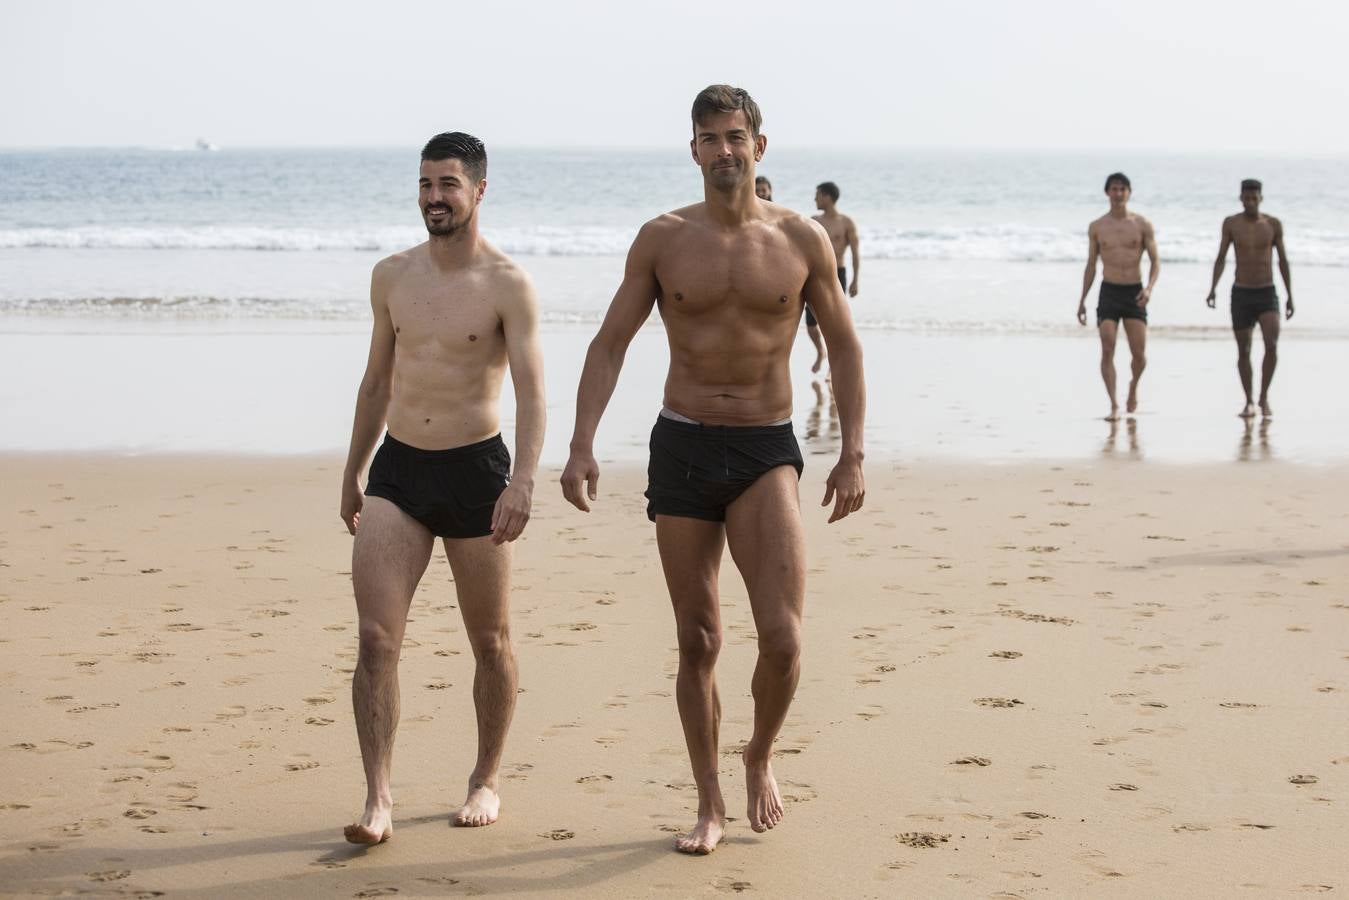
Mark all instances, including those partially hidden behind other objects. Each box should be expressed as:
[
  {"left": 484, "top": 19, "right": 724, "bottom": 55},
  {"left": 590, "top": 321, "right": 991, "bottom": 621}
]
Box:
[{"left": 659, "top": 406, "right": 790, "bottom": 427}]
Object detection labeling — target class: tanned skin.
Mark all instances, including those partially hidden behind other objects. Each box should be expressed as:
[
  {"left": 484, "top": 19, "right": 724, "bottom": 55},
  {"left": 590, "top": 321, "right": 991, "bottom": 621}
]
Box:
[
  {"left": 1076, "top": 181, "right": 1159, "bottom": 421},
  {"left": 811, "top": 189, "right": 860, "bottom": 373},
  {"left": 1205, "top": 186, "right": 1293, "bottom": 418},
  {"left": 339, "top": 155, "right": 545, "bottom": 845},
  {"left": 560, "top": 107, "right": 865, "bottom": 855}
]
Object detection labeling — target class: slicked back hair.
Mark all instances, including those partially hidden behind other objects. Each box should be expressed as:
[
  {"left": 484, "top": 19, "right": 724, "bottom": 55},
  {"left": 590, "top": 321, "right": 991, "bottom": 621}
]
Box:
[
  {"left": 691, "top": 84, "right": 762, "bottom": 138},
  {"left": 817, "top": 181, "right": 840, "bottom": 203},
  {"left": 1104, "top": 172, "right": 1131, "bottom": 193},
  {"left": 421, "top": 132, "right": 487, "bottom": 183},
  {"left": 1241, "top": 178, "right": 1263, "bottom": 193}
]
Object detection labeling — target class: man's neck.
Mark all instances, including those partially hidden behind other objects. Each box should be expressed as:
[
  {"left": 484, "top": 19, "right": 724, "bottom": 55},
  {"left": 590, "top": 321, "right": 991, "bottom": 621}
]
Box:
[
  {"left": 1108, "top": 205, "right": 1129, "bottom": 219},
  {"left": 1241, "top": 210, "right": 1261, "bottom": 221},
  {"left": 703, "top": 182, "right": 759, "bottom": 226},
  {"left": 426, "top": 222, "right": 481, "bottom": 268}
]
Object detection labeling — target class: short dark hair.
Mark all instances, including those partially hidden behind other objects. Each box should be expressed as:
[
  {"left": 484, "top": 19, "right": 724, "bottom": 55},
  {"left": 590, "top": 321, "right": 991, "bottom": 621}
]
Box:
[
  {"left": 1104, "top": 172, "right": 1131, "bottom": 192},
  {"left": 691, "top": 84, "right": 762, "bottom": 138},
  {"left": 755, "top": 176, "right": 772, "bottom": 188},
  {"left": 817, "top": 181, "right": 840, "bottom": 202},
  {"left": 1241, "top": 178, "right": 1263, "bottom": 193},
  {"left": 421, "top": 132, "right": 487, "bottom": 183}
]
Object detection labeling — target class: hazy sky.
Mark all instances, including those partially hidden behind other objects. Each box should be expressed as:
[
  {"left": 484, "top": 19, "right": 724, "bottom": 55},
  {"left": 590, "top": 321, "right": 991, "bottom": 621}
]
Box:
[{"left": 2, "top": 0, "right": 1345, "bottom": 153}]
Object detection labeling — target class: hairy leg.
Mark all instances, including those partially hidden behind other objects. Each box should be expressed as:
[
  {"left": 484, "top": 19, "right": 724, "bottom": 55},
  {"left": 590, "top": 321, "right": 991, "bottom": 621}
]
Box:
[
  {"left": 1098, "top": 319, "right": 1119, "bottom": 420},
  {"left": 1122, "top": 318, "right": 1147, "bottom": 414},
  {"left": 656, "top": 515, "right": 729, "bottom": 854},
  {"left": 442, "top": 535, "right": 517, "bottom": 827},
  {"left": 725, "top": 466, "right": 806, "bottom": 834},
  {"left": 346, "top": 497, "right": 434, "bottom": 844}
]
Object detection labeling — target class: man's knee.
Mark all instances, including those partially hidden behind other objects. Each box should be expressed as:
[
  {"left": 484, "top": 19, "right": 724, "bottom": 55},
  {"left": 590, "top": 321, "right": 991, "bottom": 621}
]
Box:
[
  {"left": 357, "top": 621, "right": 402, "bottom": 670},
  {"left": 757, "top": 623, "right": 801, "bottom": 671},
  {"left": 677, "top": 620, "right": 722, "bottom": 667},
  {"left": 468, "top": 627, "right": 513, "bottom": 668},
  {"left": 1131, "top": 353, "right": 1147, "bottom": 372}
]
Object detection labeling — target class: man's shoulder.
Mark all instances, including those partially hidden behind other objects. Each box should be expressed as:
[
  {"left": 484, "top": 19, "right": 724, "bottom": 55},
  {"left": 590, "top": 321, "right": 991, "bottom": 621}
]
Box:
[{"left": 374, "top": 245, "right": 421, "bottom": 276}]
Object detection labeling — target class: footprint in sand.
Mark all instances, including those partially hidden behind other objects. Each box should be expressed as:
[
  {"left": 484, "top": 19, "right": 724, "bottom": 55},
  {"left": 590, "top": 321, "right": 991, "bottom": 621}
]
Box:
[
  {"left": 896, "top": 832, "right": 949, "bottom": 849},
  {"left": 1219, "top": 702, "right": 1261, "bottom": 709},
  {"left": 305, "top": 717, "right": 334, "bottom": 726},
  {"left": 1108, "top": 783, "right": 1139, "bottom": 791},
  {"left": 1289, "top": 775, "right": 1319, "bottom": 785},
  {"left": 990, "top": 651, "right": 1022, "bottom": 660},
  {"left": 951, "top": 757, "right": 991, "bottom": 767},
  {"left": 87, "top": 869, "right": 130, "bottom": 882},
  {"left": 856, "top": 705, "right": 884, "bottom": 720},
  {"left": 285, "top": 757, "right": 319, "bottom": 772},
  {"left": 974, "top": 697, "right": 1023, "bottom": 709},
  {"left": 540, "top": 828, "right": 574, "bottom": 840}
]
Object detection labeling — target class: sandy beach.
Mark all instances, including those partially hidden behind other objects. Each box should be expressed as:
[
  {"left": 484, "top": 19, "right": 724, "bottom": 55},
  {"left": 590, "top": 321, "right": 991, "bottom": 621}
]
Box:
[{"left": 1, "top": 453, "right": 1345, "bottom": 897}]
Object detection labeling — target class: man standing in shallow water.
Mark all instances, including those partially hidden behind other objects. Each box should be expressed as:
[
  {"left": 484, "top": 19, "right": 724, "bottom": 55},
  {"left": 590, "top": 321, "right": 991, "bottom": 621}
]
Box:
[
  {"left": 1205, "top": 179, "right": 1294, "bottom": 418},
  {"left": 561, "top": 85, "right": 866, "bottom": 855},
  {"left": 1076, "top": 172, "right": 1159, "bottom": 421},
  {"left": 811, "top": 181, "right": 860, "bottom": 374},
  {"left": 339, "top": 132, "right": 545, "bottom": 844}
]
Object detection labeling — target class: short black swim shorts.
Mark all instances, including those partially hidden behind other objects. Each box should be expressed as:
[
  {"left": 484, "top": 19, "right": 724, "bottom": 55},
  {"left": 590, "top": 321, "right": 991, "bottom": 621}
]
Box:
[
  {"left": 645, "top": 414, "right": 803, "bottom": 523},
  {"left": 1231, "top": 284, "right": 1279, "bottom": 330},
  {"left": 365, "top": 432, "right": 510, "bottom": 539},
  {"left": 1096, "top": 281, "right": 1147, "bottom": 325}
]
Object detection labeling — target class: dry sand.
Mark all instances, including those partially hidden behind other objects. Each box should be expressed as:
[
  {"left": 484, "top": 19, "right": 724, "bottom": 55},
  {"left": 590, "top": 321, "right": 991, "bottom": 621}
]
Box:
[{"left": 1, "top": 454, "right": 1346, "bottom": 897}]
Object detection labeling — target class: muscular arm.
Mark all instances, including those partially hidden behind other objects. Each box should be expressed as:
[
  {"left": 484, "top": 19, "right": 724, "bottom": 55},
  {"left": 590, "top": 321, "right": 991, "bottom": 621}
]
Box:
[
  {"left": 490, "top": 271, "right": 546, "bottom": 542},
  {"left": 560, "top": 222, "right": 661, "bottom": 510},
  {"left": 1207, "top": 219, "right": 1232, "bottom": 307},
  {"left": 846, "top": 217, "right": 860, "bottom": 297},
  {"left": 1078, "top": 225, "right": 1099, "bottom": 325},
  {"left": 340, "top": 262, "right": 397, "bottom": 533},
  {"left": 1273, "top": 217, "right": 1294, "bottom": 318},
  {"left": 801, "top": 220, "right": 866, "bottom": 522},
  {"left": 1140, "top": 218, "right": 1160, "bottom": 302}
]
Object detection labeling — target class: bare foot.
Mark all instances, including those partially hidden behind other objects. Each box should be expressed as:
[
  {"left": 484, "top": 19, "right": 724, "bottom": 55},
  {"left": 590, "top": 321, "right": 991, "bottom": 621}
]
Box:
[
  {"left": 1126, "top": 382, "right": 1139, "bottom": 414},
  {"left": 675, "top": 811, "right": 726, "bottom": 854},
  {"left": 1259, "top": 399, "right": 1273, "bottom": 418},
  {"left": 1238, "top": 403, "right": 1257, "bottom": 418},
  {"left": 744, "top": 758, "right": 784, "bottom": 833},
  {"left": 1105, "top": 406, "right": 1121, "bottom": 422},
  {"left": 344, "top": 805, "right": 392, "bottom": 845},
  {"left": 453, "top": 783, "right": 500, "bottom": 827},
  {"left": 811, "top": 350, "right": 825, "bottom": 374}
]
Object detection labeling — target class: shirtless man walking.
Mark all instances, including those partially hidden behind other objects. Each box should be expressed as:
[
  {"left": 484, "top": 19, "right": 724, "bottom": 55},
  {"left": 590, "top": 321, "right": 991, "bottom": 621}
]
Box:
[
  {"left": 810, "top": 182, "right": 860, "bottom": 374},
  {"left": 561, "top": 85, "right": 866, "bottom": 855},
  {"left": 339, "top": 132, "right": 545, "bottom": 844},
  {"left": 1205, "top": 179, "right": 1294, "bottom": 418},
  {"left": 1076, "top": 172, "right": 1160, "bottom": 421}
]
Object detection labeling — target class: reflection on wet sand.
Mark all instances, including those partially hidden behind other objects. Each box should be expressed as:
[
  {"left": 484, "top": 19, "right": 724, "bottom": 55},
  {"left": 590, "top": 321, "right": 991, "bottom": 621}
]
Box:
[
  {"left": 1102, "top": 417, "right": 1143, "bottom": 460},
  {"left": 1238, "top": 417, "right": 1275, "bottom": 462},
  {"left": 803, "top": 379, "right": 840, "bottom": 455}
]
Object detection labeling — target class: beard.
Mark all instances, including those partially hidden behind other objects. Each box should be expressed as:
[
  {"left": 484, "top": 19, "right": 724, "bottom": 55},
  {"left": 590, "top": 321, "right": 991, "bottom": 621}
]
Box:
[{"left": 422, "top": 204, "right": 471, "bottom": 237}]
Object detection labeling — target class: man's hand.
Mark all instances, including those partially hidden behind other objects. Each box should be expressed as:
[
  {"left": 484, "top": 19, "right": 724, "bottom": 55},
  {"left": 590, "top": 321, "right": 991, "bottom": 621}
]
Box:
[
  {"left": 1136, "top": 287, "right": 1151, "bottom": 308},
  {"left": 560, "top": 450, "right": 600, "bottom": 512},
  {"left": 1286, "top": 296, "right": 1295, "bottom": 320},
  {"left": 822, "top": 456, "right": 865, "bottom": 524},
  {"left": 1206, "top": 290, "right": 1216, "bottom": 309},
  {"left": 340, "top": 479, "right": 363, "bottom": 536},
  {"left": 490, "top": 480, "right": 533, "bottom": 544},
  {"left": 849, "top": 279, "right": 859, "bottom": 298},
  {"left": 1076, "top": 303, "right": 1087, "bottom": 326}
]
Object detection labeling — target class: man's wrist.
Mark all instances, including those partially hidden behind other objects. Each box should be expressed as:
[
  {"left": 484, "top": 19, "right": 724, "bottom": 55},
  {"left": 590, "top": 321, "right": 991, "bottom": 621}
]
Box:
[{"left": 839, "top": 447, "right": 864, "bottom": 464}]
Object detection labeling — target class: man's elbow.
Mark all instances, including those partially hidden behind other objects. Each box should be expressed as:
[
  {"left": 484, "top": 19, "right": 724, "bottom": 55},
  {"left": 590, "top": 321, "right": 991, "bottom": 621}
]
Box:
[{"left": 358, "top": 374, "right": 391, "bottom": 404}]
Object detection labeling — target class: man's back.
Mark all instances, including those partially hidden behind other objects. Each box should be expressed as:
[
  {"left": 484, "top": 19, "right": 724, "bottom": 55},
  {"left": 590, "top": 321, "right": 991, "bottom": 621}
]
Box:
[
  {"left": 379, "top": 242, "right": 526, "bottom": 449},
  {"left": 642, "top": 202, "right": 819, "bottom": 424}
]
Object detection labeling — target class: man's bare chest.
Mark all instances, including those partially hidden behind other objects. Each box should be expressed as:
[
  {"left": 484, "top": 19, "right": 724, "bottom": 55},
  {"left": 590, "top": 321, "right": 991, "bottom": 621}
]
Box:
[
  {"left": 655, "top": 237, "right": 809, "bottom": 316},
  {"left": 387, "top": 286, "right": 500, "bottom": 351}
]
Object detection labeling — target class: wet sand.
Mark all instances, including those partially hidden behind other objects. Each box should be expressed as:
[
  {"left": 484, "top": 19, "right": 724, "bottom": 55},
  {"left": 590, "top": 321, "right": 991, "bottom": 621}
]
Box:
[{"left": 1, "top": 453, "right": 1346, "bottom": 896}]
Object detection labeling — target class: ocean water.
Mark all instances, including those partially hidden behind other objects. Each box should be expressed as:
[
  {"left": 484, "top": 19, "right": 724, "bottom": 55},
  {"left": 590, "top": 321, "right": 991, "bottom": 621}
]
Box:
[
  {"left": 2, "top": 147, "right": 1346, "bottom": 461},
  {"left": 2, "top": 147, "right": 1347, "bottom": 333}
]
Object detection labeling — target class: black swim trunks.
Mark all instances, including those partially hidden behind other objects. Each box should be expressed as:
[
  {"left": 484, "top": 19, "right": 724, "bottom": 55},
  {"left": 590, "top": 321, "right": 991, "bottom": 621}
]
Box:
[
  {"left": 645, "top": 413, "right": 804, "bottom": 522},
  {"left": 1096, "top": 281, "right": 1147, "bottom": 325},
  {"left": 1231, "top": 284, "right": 1280, "bottom": 330},
  {"left": 804, "top": 267, "right": 847, "bottom": 328},
  {"left": 365, "top": 432, "right": 510, "bottom": 539}
]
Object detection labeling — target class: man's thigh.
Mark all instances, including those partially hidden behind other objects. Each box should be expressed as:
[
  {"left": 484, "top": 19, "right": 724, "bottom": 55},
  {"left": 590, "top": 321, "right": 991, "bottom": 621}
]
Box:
[
  {"left": 1256, "top": 310, "right": 1281, "bottom": 345},
  {"left": 442, "top": 536, "right": 513, "bottom": 635},
  {"left": 724, "top": 466, "right": 806, "bottom": 630},
  {"left": 1233, "top": 325, "right": 1255, "bottom": 354},
  {"left": 655, "top": 516, "right": 727, "bottom": 628},
  {"left": 1097, "top": 319, "right": 1119, "bottom": 352},
  {"left": 353, "top": 496, "right": 436, "bottom": 631},
  {"left": 1122, "top": 317, "right": 1147, "bottom": 356}
]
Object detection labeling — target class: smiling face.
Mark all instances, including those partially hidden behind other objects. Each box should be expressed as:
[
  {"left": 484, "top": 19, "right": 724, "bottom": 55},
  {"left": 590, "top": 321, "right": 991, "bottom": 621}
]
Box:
[
  {"left": 418, "top": 158, "right": 484, "bottom": 237},
  {"left": 690, "top": 109, "right": 766, "bottom": 193},
  {"left": 1105, "top": 179, "right": 1131, "bottom": 208}
]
